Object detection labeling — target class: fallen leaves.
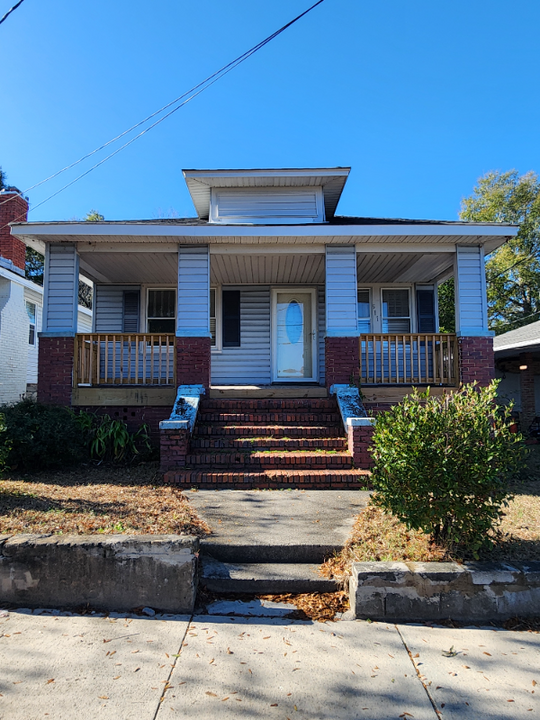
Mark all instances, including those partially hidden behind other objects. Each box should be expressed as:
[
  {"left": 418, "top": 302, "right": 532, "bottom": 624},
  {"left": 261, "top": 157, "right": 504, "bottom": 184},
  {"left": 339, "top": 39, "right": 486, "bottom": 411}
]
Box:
[{"left": 258, "top": 591, "right": 349, "bottom": 622}]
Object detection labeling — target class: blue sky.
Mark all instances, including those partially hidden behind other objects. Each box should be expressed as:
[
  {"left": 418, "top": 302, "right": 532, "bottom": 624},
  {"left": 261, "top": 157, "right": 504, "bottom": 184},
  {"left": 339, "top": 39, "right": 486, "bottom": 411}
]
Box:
[{"left": 2, "top": 0, "right": 539, "bottom": 222}]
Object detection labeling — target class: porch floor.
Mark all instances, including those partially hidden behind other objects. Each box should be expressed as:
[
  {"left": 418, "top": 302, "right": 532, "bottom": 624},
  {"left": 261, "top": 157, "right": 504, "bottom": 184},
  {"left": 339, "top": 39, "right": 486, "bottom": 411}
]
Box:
[{"left": 209, "top": 385, "right": 328, "bottom": 399}]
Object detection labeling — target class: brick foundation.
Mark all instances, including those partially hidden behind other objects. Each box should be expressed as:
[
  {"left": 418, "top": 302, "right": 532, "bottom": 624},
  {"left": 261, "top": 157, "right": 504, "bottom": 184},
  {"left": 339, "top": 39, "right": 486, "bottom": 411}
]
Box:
[
  {"left": 37, "top": 336, "right": 75, "bottom": 406},
  {"left": 0, "top": 191, "right": 28, "bottom": 270},
  {"left": 347, "top": 424, "right": 375, "bottom": 469},
  {"left": 175, "top": 337, "right": 211, "bottom": 389},
  {"left": 519, "top": 352, "right": 536, "bottom": 430},
  {"left": 325, "top": 336, "right": 360, "bottom": 389},
  {"left": 459, "top": 336, "right": 495, "bottom": 386},
  {"left": 160, "top": 428, "right": 190, "bottom": 472}
]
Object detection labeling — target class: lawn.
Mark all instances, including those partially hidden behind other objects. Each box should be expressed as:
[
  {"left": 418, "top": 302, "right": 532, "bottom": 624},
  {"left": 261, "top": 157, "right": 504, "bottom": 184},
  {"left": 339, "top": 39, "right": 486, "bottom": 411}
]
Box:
[
  {"left": 322, "top": 447, "right": 540, "bottom": 581},
  {"left": 0, "top": 462, "right": 209, "bottom": 537}
]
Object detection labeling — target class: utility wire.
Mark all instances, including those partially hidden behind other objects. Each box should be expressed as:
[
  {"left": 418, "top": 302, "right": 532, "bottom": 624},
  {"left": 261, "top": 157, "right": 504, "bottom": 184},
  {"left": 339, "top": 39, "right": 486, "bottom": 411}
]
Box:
[
  {"left": 1, "top": 0, "right": 325, "bottom": 214},
  {"left": 0, "top": 0, "right": 25, "bottom": 26}
]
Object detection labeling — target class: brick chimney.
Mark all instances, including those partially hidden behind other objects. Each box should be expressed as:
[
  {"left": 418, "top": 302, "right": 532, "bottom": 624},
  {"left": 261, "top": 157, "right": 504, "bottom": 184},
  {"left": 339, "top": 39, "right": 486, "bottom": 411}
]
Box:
[{"left": 0, "top": 189, "right": 29, "bottom": 271}]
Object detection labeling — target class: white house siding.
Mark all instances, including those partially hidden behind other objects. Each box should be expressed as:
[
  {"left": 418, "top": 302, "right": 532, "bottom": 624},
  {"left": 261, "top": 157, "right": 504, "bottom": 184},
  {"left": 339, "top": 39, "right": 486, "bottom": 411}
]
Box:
[
  {"left": 325, "top": 246, "right": 358, "bottom": 336},
  {"left": 77, "top": 306, "right": 93, "bottom": 333},
  {"left": 0, "top": 277, "right": 29, "bottom": 404},
  {"left": 43, "top": 245, "right": 80, "bottom": 333},
  {"left": 177, "top": 247, "right": 210, "bottom": 337},
  {"left": 455, "top": 246, "right": 488, "bottom": 335},
  {"left": 94, "top": 285, "right": 139, "bottom": 332},
  {"left": 211, "top": 286, "right": 272, "bottom": 385}
]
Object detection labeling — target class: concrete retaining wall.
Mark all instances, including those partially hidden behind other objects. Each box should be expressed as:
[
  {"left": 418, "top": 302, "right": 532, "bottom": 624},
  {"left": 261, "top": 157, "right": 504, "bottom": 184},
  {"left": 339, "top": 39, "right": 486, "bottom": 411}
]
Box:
[
  {"left": 350, "top": 561, "right": 540, "bottom": 622},
  {"left": 0, "top": 534, "right": 199, "bottom": 613}
]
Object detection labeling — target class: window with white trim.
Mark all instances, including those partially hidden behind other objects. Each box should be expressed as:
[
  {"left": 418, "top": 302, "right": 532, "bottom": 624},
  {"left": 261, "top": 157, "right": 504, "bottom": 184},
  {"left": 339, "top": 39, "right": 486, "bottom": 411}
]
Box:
[
  {"left": 382, "top": 289, "right": 411, "bottom": 333},
  {"left": 210, "top": 288, "right": 222, "bottom": 349},
  {"left": 357, "top": 289, "right": 371, "bottom": 333},
  {"left": 147, "top": 289, "right": 176, "bottom": 333},
  {"left": 26, "top": 301, "right": 36, "bottom": 345}
]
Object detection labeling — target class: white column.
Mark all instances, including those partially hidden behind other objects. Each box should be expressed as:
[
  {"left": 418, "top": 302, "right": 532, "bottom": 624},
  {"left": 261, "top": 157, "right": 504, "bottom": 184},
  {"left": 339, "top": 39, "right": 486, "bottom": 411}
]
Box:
[
  {"left": 454, "top": 245, "right": 491, "bottom": 336},
  {"left": 177, "top": 245, "right": 211, "bottom": 337},
  {"left": 325, "top": 246, "right": 359, "bottom": 337},
  {"left": 42, "top": 244, "right": 80, "bottom": 335}
]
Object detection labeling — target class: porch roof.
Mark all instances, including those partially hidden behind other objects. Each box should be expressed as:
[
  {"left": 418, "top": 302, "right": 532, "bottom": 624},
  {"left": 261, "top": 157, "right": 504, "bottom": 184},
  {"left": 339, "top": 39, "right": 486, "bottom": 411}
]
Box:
[{"left": 11, "top": 215, "right": 518, "bottom": 259}]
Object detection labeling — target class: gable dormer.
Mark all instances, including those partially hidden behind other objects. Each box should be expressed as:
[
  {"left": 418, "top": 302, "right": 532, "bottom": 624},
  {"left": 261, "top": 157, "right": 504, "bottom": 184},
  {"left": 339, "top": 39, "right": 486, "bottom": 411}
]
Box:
[{"left": 183, "top": 167, "right": 350, "bottom": 225}]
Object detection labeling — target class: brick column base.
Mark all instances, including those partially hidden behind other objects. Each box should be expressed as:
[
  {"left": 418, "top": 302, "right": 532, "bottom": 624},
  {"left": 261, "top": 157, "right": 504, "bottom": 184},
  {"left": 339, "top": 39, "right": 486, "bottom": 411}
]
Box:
[
  {"left": 160, "top": 428, "right": 190, "bottom": 473},
  {"left": 325, "top": 336, "right": 360, "bottom": 389},
  {"left": 347, "top": 424, "right": 375, "bottom": 469},
  {"left": 459, "top": 336, "right": 494, "bottom": 387},
  {"left": 37, "top": 336, "right": 74, "bottom": 406},
  {"left": 519, "top": 352, "right": 536, "bottom": 431},
  {"left": 175, "top": 337, "right": 211, "bottom": 389}
]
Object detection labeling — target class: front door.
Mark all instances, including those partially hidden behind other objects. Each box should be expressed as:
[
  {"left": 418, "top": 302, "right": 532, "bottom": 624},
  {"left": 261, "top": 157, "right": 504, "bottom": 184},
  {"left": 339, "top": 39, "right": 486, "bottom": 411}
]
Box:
[{"left": 271, "top": 288, "right": 317, "bottom": 382}]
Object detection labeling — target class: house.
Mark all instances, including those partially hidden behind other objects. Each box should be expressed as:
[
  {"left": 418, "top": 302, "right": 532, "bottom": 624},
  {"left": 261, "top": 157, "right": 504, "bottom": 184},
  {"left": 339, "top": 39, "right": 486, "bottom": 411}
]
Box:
[
  {"left": 0, "top": 190, "right": 92, "bottom": 405},
  {"left": 10, "top": 167, "right": 518, "bottom": 486},
  {"left": 494, "top": 320, "right": 540, "bottom": 431}
]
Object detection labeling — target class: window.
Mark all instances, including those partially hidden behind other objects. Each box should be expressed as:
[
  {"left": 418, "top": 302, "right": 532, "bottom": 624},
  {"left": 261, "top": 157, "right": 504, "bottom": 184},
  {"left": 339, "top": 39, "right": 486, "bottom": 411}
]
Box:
[
  {"left": 147, "top": 289, "right": 176, "bottom": 333},
  {"left": 26, "top": 301, "right": 36, "bottom": 345},
  {"left": 382, "top": 289, "right": 411, "bottom": 333},
  {"left": 222, "top": 290, "right": 241, "bottom": 347},
  {"left": 357, "top": 289, "right": 371, "bottom": 333},
  {"left": 416, "top": 287, "right": 436, "bottom": 332},
  {"left": 210, "top": 288, "right": 217, "bottom": 347}
]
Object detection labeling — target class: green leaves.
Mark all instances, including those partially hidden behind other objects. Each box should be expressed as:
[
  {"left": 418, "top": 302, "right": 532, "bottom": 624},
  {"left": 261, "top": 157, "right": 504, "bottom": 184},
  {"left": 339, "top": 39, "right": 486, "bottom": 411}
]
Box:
[{"left": 370, "top": 382, "right": 527, "bottom": 554}]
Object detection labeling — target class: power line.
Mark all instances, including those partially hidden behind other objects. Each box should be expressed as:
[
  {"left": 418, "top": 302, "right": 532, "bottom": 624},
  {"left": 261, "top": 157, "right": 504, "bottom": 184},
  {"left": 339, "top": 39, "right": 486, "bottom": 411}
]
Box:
[
  {"left": 1, "top": 0, "right": 325, "bottom": 215},
  {"left": 0, "top": 0, "right": 25, "bottom": 26}
]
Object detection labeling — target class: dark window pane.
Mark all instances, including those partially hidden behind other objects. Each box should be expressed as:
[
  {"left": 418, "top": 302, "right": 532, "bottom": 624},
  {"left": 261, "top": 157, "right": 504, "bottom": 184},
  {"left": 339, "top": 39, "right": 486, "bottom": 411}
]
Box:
[
  {"left": 222, "top": 290, "right": 240, "bottom": 347},
  {"left": 148, "top": 318, "right": 175, "bottom": 333},
  {"left": 148, "top": 290, "right": 175, "bottom": 319},
  {"left": 416, "top": 288, "right": 436, "bottom": 332}
]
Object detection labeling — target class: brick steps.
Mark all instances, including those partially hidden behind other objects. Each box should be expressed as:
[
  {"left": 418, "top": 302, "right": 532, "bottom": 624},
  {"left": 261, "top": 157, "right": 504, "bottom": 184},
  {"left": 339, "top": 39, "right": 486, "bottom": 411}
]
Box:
[
  {"left": 195, "top": 424, "right": 344, "bottom": 438},
  {"left": 184, "top": 450, "right": 353, "bottom": 469},
  {"left": 164, "top": 468, "right": 370, "bottom": 489},
  {"left": 197, "top": 412, "right": 341, "bottom": 424},
  {"left": 162, "top": 396, "right": 368, "bottom": 489},
  {"left": 190, "top": 436, "right": 347, "bottom": 450}
]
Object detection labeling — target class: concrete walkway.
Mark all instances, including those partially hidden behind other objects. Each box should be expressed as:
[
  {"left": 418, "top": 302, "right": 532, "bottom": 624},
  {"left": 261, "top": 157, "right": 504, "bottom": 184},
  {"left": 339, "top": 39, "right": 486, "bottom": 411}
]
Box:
[
  {"left": 185, "top": 489, "right": 370, "bottom": 560},
  {"left": 1, "top": 608, "right": 539, "bottom": 719}
]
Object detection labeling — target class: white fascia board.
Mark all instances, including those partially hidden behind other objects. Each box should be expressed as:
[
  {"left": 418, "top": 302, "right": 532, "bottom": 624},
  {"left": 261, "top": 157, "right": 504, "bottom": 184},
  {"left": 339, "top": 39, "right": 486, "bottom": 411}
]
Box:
[
  {"left": 10, "top": 222, "right": 519, "bottom": 241},
  {"left": 183, "top": 167, "right": 351, "bottom": 181}
]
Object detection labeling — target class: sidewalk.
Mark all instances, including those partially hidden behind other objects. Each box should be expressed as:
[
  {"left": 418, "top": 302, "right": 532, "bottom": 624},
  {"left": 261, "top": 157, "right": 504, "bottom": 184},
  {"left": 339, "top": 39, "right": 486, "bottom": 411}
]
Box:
[{"left": 1, "top": 608, "right": 539, "bottom": 719}]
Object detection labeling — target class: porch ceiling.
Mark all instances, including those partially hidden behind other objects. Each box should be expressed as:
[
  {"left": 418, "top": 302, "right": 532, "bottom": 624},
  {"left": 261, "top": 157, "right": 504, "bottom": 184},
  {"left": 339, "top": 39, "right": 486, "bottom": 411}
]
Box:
[
  {"left": 357, "top": 252, "right": 454, "bottom": 284},
  {"left": 78, "top": 252, "right": 178, "bottom": 284},
  {"left": 77, "top": 249, "right": 455, "bottom": 286}
]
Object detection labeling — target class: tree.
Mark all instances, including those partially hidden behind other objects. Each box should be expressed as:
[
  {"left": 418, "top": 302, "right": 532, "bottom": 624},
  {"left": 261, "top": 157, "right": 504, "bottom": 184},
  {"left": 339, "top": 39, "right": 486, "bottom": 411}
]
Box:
[
  {"left": 0, "top": 166, "right": 6, "bottom": 189},
  {"left": 438, "top": 171, "right": 540, "bottom": 335},
  {"left": 84, "top": 210, "right": 104, "bottom": 222},
  {"left": 460, "top": 171, "right": 540, "bottom": 335}
]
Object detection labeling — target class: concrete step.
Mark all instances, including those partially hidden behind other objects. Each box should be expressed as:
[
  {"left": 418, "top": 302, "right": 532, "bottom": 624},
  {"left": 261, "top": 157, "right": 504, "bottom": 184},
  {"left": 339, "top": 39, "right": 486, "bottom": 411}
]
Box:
[
  {"left": 184, "top": 450, "right": 353, "bottom": 469},
  {"left": 164, "top": 468, "right": 370, "bottom": 490},
  {"left": 190, "top": 436, "right": 348, "bottom": 450},
  {"left": 200, "top": 555, "right": 339, "bottom": 594},
  {"left": 197, "top": 412, "right": 342, "bottom": 424},
  {"left": 194, "top": 424, "right": 345, "bottom": 438}
]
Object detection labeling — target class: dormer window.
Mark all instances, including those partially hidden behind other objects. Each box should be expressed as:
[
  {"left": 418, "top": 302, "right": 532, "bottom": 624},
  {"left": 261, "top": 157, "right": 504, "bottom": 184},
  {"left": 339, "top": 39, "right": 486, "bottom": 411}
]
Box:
[{"left": 209, "top": 186, "right": 325, "bottom": 224}]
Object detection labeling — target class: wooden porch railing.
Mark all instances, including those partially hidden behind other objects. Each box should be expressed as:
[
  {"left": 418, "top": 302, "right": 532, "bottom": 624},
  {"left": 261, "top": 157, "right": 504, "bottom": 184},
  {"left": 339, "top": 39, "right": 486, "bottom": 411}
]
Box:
[
  {"left": 359, "top": 333, "right": 459, "bottom": 386},
  {"left": 74, "top": 334, "right": 176, "bottom": 386}
]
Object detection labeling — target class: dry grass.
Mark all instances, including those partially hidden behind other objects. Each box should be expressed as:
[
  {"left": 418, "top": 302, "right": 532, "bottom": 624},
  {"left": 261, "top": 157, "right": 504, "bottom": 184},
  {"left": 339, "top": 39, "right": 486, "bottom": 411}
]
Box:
[
  {"left": 0, "top": 462, "right": 210, "bottom": 537},
  {"left": 323, "top": 447, "right": 540, "bottom": 581}
]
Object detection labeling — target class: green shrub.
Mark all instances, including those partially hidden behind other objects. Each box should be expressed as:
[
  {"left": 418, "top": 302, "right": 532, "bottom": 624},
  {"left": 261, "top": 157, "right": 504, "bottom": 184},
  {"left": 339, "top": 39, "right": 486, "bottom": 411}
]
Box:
[
  {"left": 0, "top": 400, "right": 87, "bottom": 472},
  {"left": 370, "top": 382, "right": 526, "bottom": 555},
  {"left": 75, "top": 412, "right": 152, "bottom": 464}
]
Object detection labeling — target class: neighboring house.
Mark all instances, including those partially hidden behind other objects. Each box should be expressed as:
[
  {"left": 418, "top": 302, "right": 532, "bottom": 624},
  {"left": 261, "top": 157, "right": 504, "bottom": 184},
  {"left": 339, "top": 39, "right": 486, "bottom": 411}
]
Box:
[
  {"left": 494, "top": 320, "right": 540, "bottom": 430},
  {"left": 9, "top": 167, "right": 518, "bottom": 483},
  {"left": 0, "top": 190, "right": 92, "bottom": 405}
]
